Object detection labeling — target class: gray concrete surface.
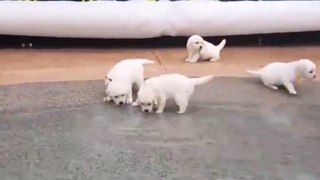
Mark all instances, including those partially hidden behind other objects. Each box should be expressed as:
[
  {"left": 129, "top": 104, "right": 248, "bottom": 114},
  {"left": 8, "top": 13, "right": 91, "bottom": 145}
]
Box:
[{"left": 0, "top": 78, "right": 320, "bottom": 180}]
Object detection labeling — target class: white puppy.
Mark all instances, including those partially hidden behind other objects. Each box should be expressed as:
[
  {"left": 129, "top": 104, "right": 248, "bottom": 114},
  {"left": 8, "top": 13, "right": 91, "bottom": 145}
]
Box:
[
  {"left": 186, "top": 35, "right": 226, "bottom": 63},
  {"left": 247, "top": 59, "right": 316, "bottom": 95},
  {"left": 133, "top": 74, "right": 214, "bottom": 114},
  {"left": 104, "top": 59, "right": 154, "bottom": 105}
]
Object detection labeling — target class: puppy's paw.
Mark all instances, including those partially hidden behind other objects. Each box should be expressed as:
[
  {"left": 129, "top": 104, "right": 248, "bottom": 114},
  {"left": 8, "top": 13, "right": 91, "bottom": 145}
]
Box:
[
  {"left": 266, "top": 85, "right": 278, "bottom": 90},
  {"left": 271, "top": 86, "right": 278, "bottom": 90},
  {"left": 103, "top": 96, "right": 111, "bottom": 102},
  {"left": 188, "top": 58, "right": 198, "bottom": 63},
  {"left": 187, "top": 56, "right": 199, "bottom": 63},
  {"left": 126, "top": 98, "right": 133, "bottom": 104},
  {"left": 289, "top": 91, "right": 297, "bottom": 95},
  {"left": 132, "top": 101, "right": 139, "bottom": 107},
  {"left": 156, "top": 110, "right": 163, "bottom": 114},
  {"left": 209, "top": 58, "right": 219, "bottom": 62},
  {"left": 177, "top": 111, "right": 186, "bottom": 114}
]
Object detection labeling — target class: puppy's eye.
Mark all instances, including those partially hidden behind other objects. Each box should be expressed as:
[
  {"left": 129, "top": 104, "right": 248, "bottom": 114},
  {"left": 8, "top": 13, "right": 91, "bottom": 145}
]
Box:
[
  {"left": 122, "top": 94, "right": 125, "bottom": 97},
  {"left": 147, "top": 103, "right": 151, "bottom": 106},
  {"left": 309, "top": 70, "right": 314, "bottom": 73},
  {"left": 195, "top": 42, "right": 199, "bottom": 44},
  {"left": 114, "top": 96, "right": 118, "bottom": 98}
]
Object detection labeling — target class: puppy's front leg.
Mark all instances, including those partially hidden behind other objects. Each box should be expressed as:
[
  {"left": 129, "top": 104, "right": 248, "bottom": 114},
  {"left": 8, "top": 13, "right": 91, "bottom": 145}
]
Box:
[
  {"left": 283, "top": 82, "right": 297, "bottom": 95},
  {"left": 188, "top": 52, "right": 201, "bottom": 63},
  {"left": 156, "top": 95, "right": 167, "bottom": 114},
  {"left": 103, "top": 96, "right": 112, "bottom": 102},
  {"left": 185, "top": 49, "right": 192, "bottom": 62},
  {"left": 132, "top": 98, "right": 140, "bottom": 107},
  {"left": 126, "top": 89, "right": 133, "bottom": 104}
]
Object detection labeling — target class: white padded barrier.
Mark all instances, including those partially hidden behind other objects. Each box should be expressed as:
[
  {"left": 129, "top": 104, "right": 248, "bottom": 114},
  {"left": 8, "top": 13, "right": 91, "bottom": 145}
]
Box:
[{"left": 0, "top": 1, "right": 319, "bottom": 38}]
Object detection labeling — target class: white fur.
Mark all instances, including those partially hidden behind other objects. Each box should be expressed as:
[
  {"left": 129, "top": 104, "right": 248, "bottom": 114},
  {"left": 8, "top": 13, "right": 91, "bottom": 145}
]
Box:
[
  {"left": 133, "top": 74, "right": 214, "bottom": 114},
  {"left": 104, "top": 59, "right": 154, "bottom": 105},
  {"left": 186, "top": 35, "right": 226, "bottom": 63},
  {"left": 247, "top": 59, "right": 317, "bottom": 95}
]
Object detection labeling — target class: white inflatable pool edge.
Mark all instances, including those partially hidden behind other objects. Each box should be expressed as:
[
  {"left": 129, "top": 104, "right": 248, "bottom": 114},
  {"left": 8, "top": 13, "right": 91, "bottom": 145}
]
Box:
[{"left": 0, "top": 1, "right": 319, "bottom": 39}]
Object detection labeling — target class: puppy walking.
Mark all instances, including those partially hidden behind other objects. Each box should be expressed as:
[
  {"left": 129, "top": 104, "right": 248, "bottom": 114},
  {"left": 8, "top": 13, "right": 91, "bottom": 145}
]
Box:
[
  {"left": 133, "top": 74, "right": 214, "bottom": 114},
  {"left": 247, "top": 59, "right": 316, "bottom": 95},
  {"left": 186, "top": 35, "right": 226, "bottom": 63},
  {"left": 104, "top": 59, "right": 154, "bottom": 105}
]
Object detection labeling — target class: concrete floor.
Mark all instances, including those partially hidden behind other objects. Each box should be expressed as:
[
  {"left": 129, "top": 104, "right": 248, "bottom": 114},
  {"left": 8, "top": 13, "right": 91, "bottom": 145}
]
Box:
[
  {"left": 1, "top": 78, "right": 320, "bottom": 180},
  {"left": 0, "top": 47, "right": 320, "bottom": 179}
]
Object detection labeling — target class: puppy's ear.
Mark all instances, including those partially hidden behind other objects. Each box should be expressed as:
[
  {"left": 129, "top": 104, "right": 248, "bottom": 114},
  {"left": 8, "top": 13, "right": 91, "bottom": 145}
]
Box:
[
  {"left": 296, "top": 59, "right": 306, "bottom": 73},
  {"left": 105, "top": 88, "right": 113, "bottom": 97},
  {"left": 105, "top": 89, "right": 108, "bottom": 96},
  {"left": 105, "top": 80, "right": 111, "bottom": 88},
  {"left": 105, "top": 76, "right": 112, "bottom": 83}
]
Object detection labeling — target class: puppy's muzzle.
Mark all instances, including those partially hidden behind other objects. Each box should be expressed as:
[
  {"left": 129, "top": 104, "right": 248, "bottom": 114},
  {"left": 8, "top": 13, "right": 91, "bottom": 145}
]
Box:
[
  {"left": 119, "top": 101, "right": 124, "bottom": 105},
  {"left": 144, "top": 109, "right": 149, "bottom": 113}
]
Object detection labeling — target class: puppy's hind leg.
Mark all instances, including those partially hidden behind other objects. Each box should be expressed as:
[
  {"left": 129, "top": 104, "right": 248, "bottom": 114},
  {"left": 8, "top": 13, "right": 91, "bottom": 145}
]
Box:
[
  {"left": 209, "top": 53, "right": 220, "bottom": 62},
  {"left": 262, "top": 79, "right": 278, "bottom": 90},
  {"left": 209, "top": 55, "right": 220, "bottom": 62},
  {"left": 175, "top": 94, "right": 189, "bottom": 114},
  {"left": 283, "top": 82, "right": 297, "bottom": 95},
  {"left": 136, "top": 80, "right": 143, "bottom": 90},
  {"left": 263, "top": 83, "right": 278, "bottom": 90}
]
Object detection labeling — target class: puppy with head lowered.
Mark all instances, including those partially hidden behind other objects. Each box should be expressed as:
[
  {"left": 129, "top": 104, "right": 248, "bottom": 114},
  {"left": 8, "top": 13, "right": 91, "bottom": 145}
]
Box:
[
  {"left": 133, "top": 74, "right": 214, "bottom": 114},
  {"left": 104, "top": 59, "right": 154, "bottom": 105},
  {"left": 247, "top": 59, "right": 316, "bottom": 95},
  {"left": 186, "top": 35, "right": 226, "bottom": 63}
]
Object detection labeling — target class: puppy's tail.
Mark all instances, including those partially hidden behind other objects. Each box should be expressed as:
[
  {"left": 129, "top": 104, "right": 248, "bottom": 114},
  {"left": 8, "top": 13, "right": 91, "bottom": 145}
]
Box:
[
  {"left": 133, "top": 59, "right": 155, "bottom": 65},
  {"left": 217, "top": 39, "right": 226, "bottom": 50},
  {"left": 190, "top": 75, "right": 214, "bottom": 86},
  {"left": 247, "top": 69, "right": 262, "bottom": 77}
]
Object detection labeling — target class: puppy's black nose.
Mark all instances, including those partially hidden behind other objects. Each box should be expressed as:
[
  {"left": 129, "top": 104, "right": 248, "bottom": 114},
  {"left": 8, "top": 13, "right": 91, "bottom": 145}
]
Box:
[
  {"left": 314, "top": 75, "right": 317, "bottom": 78},
  {"left": 144, "top": 109, "right": 149, "bottom": 112},
  {"left": 119, "top": 101, "right": 124, "bottom": 105}
]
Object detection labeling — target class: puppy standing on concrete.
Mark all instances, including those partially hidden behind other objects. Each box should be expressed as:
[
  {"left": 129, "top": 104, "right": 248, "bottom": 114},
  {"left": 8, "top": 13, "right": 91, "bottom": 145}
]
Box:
[
  {"left": 104, "top": 59, "right": 154, "bottom": 105},
  {"left": 247, "top": 59, "right": 316, "bottom": 95},
  {"left": 133, "top": 74, "right": 214, "bottom": 114},
  {"left": 186, "top": 35, "right": 226, "bottom": 63}
]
